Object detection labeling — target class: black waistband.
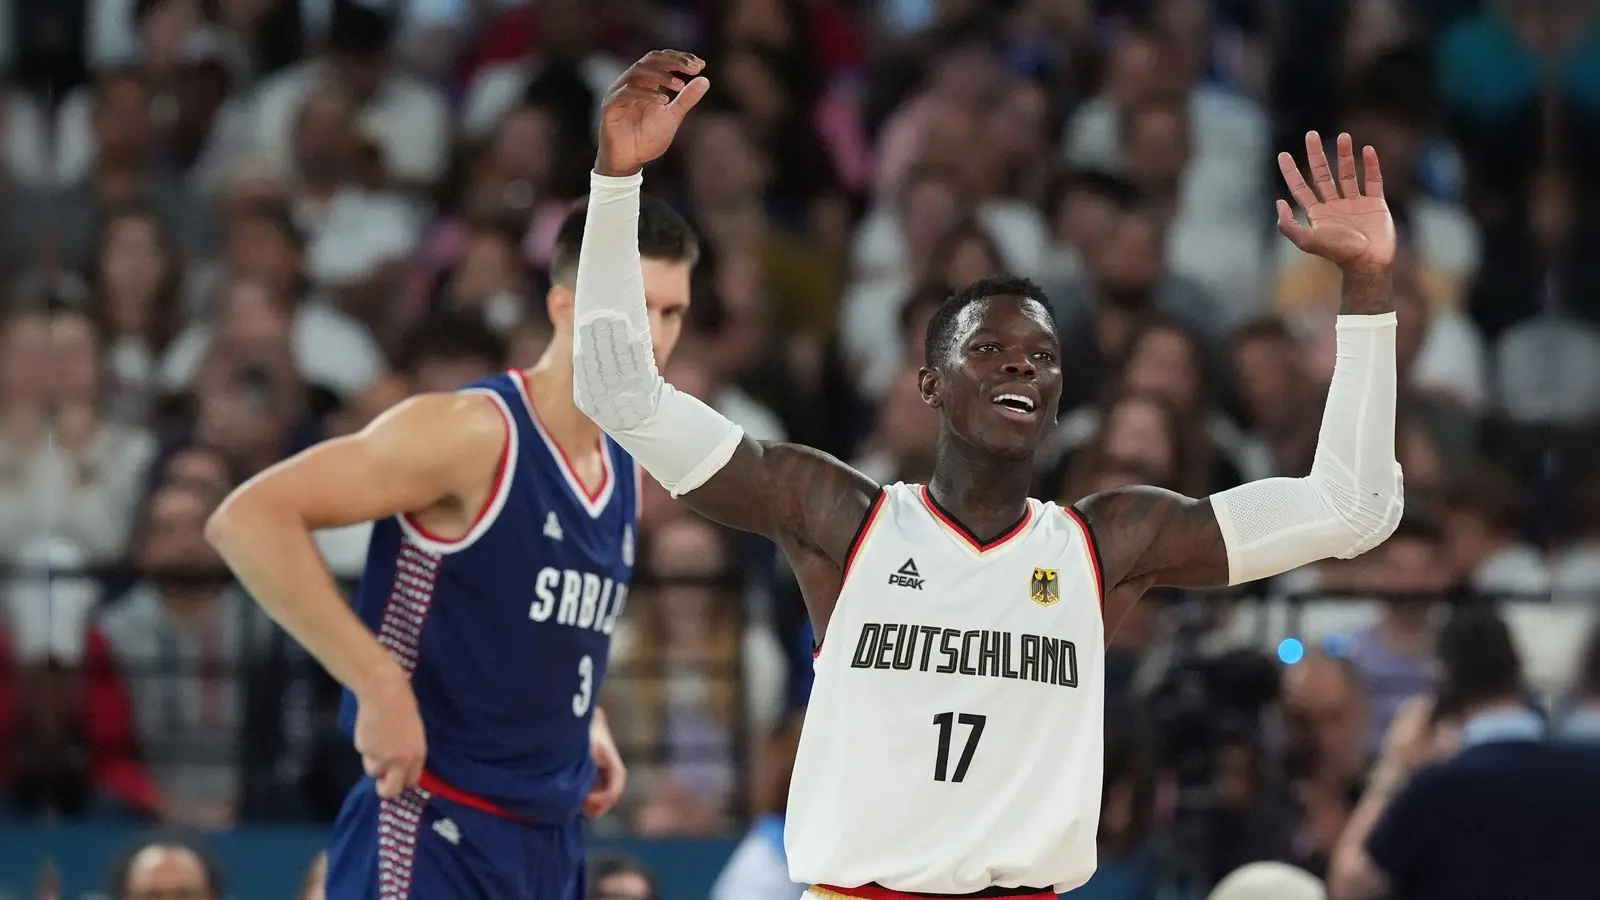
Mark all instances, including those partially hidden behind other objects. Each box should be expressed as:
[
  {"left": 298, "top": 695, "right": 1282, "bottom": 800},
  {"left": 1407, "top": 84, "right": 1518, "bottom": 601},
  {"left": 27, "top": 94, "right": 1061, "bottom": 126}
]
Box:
[{"left": 867, "top": 884, "right": 1051, "bottom": 898}]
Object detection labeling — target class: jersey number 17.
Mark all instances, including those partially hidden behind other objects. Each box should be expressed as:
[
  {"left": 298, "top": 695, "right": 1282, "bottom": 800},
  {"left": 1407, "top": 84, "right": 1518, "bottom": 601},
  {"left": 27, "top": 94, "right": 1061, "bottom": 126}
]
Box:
[{"left": 931, "top": 711, "right": 987, "bottom": 782}]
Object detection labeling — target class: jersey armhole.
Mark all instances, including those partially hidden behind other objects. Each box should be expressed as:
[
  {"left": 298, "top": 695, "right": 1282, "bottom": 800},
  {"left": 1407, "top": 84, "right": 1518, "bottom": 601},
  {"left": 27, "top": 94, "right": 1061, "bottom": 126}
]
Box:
[
  {"left": 815, "top": 486, "right": 889, "bottom": 659},
  {"left": 397, "top": 389, "right": 518, "bottom": 554},
  {"left": 1062, "top": 504, "right": 1106, "bottom": 614}
]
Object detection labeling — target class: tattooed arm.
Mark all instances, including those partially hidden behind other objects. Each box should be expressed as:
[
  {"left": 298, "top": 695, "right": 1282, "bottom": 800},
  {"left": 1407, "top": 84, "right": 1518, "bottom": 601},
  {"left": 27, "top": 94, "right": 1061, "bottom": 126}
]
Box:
[{"left": 1078, "top": 131, "right": 1404, "bottom": 593}]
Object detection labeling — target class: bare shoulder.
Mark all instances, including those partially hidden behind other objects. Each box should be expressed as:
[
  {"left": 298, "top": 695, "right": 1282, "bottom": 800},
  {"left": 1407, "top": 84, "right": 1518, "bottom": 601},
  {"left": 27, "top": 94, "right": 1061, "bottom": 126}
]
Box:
[
  {"left": 225, "top": 392, "right": 510, "bottom": 531},
  {"left": 681, "top": 437, "right": 879, "bottom": 566},
  {"left": 1073, "top": 485, "right": 1227, "bottom": 590}
]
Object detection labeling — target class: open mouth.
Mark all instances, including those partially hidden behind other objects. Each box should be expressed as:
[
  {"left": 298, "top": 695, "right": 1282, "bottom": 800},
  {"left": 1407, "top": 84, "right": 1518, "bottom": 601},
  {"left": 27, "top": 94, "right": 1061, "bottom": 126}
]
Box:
[{"left": 991, "top": 393, "right": 1038, "bottom": 416}]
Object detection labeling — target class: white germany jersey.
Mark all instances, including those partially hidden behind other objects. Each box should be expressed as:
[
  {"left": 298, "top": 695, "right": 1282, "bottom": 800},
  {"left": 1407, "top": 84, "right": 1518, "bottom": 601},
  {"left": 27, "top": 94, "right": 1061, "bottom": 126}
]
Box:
[{"left": 786, "top": 483, "right": 1106, "bottom": 895}]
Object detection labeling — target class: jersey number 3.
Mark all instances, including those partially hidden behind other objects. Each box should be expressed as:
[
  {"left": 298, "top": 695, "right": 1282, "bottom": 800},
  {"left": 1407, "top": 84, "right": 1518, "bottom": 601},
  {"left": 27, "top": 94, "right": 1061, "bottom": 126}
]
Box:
[
  {"left": 572, "top": 655, "right": 594, "bottom": 717},
  {"left": 932, "top": 711, "right": 986, "bottom": 783}
]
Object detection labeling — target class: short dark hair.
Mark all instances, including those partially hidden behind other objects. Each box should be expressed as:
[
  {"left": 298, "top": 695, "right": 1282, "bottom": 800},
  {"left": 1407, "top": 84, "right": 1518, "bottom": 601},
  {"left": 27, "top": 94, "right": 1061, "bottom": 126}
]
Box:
[
  {"left": 586, "top": 851, "right": 659, "bottom": 900},
  {"left": 105, "top": 837, "right": 224, "bottom": 899},
  {"left": 550, "top": 196, "right": 700, "bottom": 287},
  {"left": 1436, "top": 604, "right": 1523, "bottom": 713},
  {"left": 396, "top": 310, "right": 506, "bottom": 375},
  {"left": 924, "top": 276, "right": 1053, "bottom": 367},
  {"left": 1045, "top": 169, "right": 1141, "bottom": 221}
]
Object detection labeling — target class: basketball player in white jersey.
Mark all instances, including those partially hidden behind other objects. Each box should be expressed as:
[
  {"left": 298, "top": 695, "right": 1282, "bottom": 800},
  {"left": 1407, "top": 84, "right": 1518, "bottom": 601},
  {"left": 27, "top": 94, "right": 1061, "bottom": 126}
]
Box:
[{"left": 576, "top": 51, "right": 1403, "bottom": 899}]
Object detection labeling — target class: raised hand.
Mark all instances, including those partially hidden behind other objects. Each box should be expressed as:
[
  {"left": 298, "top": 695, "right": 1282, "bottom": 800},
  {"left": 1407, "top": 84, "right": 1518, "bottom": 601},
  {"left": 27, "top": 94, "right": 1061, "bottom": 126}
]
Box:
[
  {"left": 596, "top": 50, "right": 710, "bottom": 177},
  {"left": 1277, "top": 131, "right": 1396, "bottom": 272}
]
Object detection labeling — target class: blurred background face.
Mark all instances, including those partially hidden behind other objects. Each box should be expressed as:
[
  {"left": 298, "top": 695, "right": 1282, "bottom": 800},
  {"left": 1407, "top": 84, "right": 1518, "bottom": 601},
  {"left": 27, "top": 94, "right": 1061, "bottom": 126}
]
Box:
[
  {"left": 101, "top": 214, "right": 170, "bottom": 329},
  {"left": 685, "top": 115, "right": 766, "bottom": 207},
  {"left": 135, "top": 484, "right": 223, "bottom": 577},
  {"left": 1122, "top": 326, "right": 1201, "bottom": 409},
  {"left": 1232, "top": 333, "right": 1298, "bottom": 430},
  {"left": 227, "top": 217, "right": 302, "bottom": 294},
  {"left": 95, "top": 76, "right": 155, "bottom": 161},
  {"left": 163, "top": 446, "right": 234, "bottom": 496},
  {"left": 49, "top": 314, "right": 102, "bottom": 408},
  {"left": 1100, "top": 396, "right": 1176, "bottom": 482},
  {"left": 942, "top": 231, "right": 1004, "bottom": 288},
  {"left": 901, "top": 177, "right": 964, "bottom": 263},
  {"left": 1370, "top": 533, "right": 1449, "bottom": 595},
  {"left": 1123, "top": 105, "right": 1189, "bottom": 192},
  {"left": 217, "top": 279, "right": 292, "bottom": 349},
  {"left": 292, "top": 93, "right": 356, "bottom": 184},
  {"left": 1, "top": 314, "right": 52, "bottom": 409},
  {"left": 489, "top": 106, "right": 559, "bottom": 189},
  {"left": 138, "top": 0, "right": 202, "bottom": 68},
  {"left": 1091, "top": 214, "right": 1164, "bottom": 305},
  {"left": 1284, "top": 658, "right": 1368, "bottom": 779},
  {"left": 721, "top": 48, "right": 790, "bottom": 131},
  {"left": 451, "top": 231, "right": 525, "bottom": 307},
  {"left": 646, "top": 516, "right": 730, "bottom": 625},
  {"left": 879, "top": 367, "right": 940, "bottom": 465}
]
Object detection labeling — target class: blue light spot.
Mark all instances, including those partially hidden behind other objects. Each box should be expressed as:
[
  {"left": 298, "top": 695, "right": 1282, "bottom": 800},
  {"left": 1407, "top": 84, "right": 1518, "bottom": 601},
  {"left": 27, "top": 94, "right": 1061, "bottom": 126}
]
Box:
[{"left": 1278, "top": 638, "right": 1305, "bottom": 665}]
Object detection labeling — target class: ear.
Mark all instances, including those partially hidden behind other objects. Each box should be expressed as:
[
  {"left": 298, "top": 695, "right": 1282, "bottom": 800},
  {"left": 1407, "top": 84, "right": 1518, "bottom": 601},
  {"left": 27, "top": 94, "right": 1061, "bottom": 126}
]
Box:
[
  {"left": 545, "top": 284, "right": 574, "bottom": 329},
  {"left": 918, "top": 366, "right": 941, "bottom": 408}
]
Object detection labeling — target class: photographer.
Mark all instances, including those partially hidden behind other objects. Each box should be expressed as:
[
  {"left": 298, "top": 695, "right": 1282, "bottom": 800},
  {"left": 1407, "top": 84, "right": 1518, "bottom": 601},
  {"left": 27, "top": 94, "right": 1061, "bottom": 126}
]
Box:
[{"left": 1328, "top": 606, "right": 1600, "bottom": 900}]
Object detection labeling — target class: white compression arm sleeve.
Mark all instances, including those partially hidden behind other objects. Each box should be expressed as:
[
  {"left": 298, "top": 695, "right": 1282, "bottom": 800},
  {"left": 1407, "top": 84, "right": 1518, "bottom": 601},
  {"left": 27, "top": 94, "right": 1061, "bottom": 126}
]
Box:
[
  {"left": 571, "top": 171, "right": 744, "bottom": 497},
  {"left": 1210, "top": 313, "right": 1405, "bottom": 585}
]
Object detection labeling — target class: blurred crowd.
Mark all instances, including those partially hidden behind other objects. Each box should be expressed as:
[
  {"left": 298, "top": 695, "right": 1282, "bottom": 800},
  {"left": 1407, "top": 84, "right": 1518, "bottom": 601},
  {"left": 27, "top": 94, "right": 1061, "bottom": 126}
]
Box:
[{"left": 5, "top": 0, "right": 1600, "bottom": 896}]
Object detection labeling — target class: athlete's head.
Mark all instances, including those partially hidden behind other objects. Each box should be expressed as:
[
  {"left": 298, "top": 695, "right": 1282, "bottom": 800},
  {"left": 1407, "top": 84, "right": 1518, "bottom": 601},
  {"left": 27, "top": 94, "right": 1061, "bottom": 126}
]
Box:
[
  {"left": 919, "top": 276, "right": 1061, "bottom": 461},
  {"left": 547, "top": 196, "right": 699, "bottom": 368}
]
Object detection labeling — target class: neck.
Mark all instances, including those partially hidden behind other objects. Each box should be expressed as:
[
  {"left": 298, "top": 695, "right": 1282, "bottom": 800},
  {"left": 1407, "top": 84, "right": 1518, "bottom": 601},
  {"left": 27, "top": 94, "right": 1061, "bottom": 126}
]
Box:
[
  {"left": 927, "top": 432, "right": 1034, "bottom": 542},
  {"left": 524, "top": 335, "right": 601, "bottom": 450}
]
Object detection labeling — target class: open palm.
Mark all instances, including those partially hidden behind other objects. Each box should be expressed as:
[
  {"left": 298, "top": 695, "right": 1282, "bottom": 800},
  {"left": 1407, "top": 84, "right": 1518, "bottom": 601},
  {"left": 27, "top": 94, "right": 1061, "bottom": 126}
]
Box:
[
  {"left": 1277, "top": 131, "right": 1396, "bottom": 270},
  {"left": 596, "top": 51, "right": 710, "bottom": 176}
]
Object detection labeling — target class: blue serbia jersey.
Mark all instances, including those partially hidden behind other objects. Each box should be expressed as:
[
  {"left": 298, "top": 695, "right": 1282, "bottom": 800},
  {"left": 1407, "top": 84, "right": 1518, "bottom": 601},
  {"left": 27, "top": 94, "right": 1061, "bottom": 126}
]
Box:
[{"left": 339, "top": 371, "right": 639, "bottom": 823}]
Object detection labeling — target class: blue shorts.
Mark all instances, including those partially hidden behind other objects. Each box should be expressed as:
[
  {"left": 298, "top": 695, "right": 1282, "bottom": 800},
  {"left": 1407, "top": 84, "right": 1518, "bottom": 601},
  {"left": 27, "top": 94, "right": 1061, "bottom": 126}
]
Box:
[{"left": 324, "top": 777, "right": 585, "bottom": 900}]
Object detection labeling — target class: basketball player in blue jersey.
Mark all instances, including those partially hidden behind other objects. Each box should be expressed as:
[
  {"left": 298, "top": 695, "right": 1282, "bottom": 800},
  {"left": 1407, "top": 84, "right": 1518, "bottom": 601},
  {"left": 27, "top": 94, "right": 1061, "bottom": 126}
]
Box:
[{"left": 205, "top": 199, "right": 700, "bottom": 898}]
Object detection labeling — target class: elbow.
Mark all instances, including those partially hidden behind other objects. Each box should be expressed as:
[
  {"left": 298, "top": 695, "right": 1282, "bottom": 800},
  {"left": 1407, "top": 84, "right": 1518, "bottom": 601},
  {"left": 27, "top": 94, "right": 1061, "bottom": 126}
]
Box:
[
  {"left": 203, "top": 485, "right": 279, "bottom": 558},
  {"left": 1328, "top": 462, "right": 1405, "bottom": 559}
]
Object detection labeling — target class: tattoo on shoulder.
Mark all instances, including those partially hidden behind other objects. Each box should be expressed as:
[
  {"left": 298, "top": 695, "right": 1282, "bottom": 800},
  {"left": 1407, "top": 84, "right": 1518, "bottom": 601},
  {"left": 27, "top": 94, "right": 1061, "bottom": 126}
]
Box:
[
  {"left": 1075, "top": 485, "right": 1228, "bottom": 590},
  {"left": 681, "top": 437, "right": 878, "bottom": 564}
]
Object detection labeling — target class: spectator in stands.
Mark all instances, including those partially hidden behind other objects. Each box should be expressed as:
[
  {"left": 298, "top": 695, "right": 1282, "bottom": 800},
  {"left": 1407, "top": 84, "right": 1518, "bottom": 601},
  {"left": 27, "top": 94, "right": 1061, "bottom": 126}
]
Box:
[
  {"left": 1058, "top": 391, "right": 1201, "bottom": 503},
  {"left": 431, "top": 220, "right": 534, "bottom": 337},
  {"left": 1051, "top": 205, "right": 1223, "bottom": 411},
  {"left": 163, "top": 213, "right": 385, "bottom": 402},
  {"left": 1332, "top": 606, "right": 1600, "bottom": 900},
  {"left": 1283, "top": 653, "right": 1371, "bottom": 877},
  {"left": 105, "top": 837, "right": 223, "bottom": 900},
  {"left": 53, "top": 67, "right": 213, "bottom": 270},
  {"left": 0, "top": 304, "right": 156, "bottom": 566},
  {"left": 89, "top": 204, "right": 186, "bottom": 424},
  {"left": 711, "top": 713, "right": 807, "bottom": 900},
  {"left": 1041, "top": 170, "right": 1139, "bottom": 288},
  {"left": 89, "top": 479, "right": 282, "bottom": 828},
  {"left": 1441, "top": 467, "right": 1550, "bottom": 596},
  {"left": 612, "top": 515, "right": 787, "bottom": 837},
  {"left": 586, "top": 852, "right": 660, "bottom": 900},
  {"left": 1344, "top": 518, "right": 1451, "bottom": 751},
  {"left": 1230, "top": 318, "right": 1322, "bottom": 477},
  {"left": 251, "top": 0, "right": 449, "bottom": 192}
]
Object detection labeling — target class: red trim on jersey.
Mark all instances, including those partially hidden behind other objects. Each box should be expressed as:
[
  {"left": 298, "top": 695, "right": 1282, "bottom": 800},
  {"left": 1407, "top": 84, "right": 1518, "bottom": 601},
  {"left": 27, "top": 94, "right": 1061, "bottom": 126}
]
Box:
[
  {"left": 815, "top": 488, "right": 888, "bottom": 660},
  {"left": 401, "top": 394, "right": 513, "bottom": 545},
  {"left": 518, "top": 369, "right": 611, "bottom": 503},
  {"left": 816, "top": 884, "right": 1053, "bottom": 900},
  {"left": 418, "top": 770, "right": 529, "bottom": 823},
  {"left": 1061, "top": 505, "right": 1105, "bottom": 613},
  {"left": 918, "top": 485, "right": 1033, "bottom": 553}
]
